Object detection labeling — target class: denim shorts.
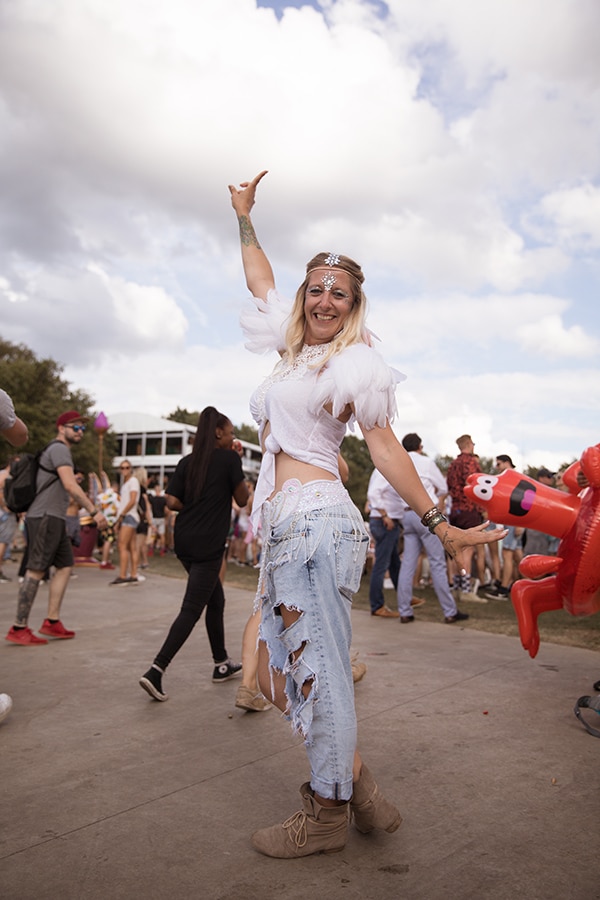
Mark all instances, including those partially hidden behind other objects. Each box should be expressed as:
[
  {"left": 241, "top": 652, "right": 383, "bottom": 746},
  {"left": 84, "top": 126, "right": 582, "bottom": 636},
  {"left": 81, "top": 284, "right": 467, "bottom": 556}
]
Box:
[
  {"left": 258, "top": 479, "right": 369, "bottom": 801},
  {"left": 122, "top": 514, "right": 138, "bottom": 528},
  {"left": 0, "top": 511, "right": 17, "bottom": 545},
  {"left": 502, "top": 525, "right": 524, "bottom": 552}
]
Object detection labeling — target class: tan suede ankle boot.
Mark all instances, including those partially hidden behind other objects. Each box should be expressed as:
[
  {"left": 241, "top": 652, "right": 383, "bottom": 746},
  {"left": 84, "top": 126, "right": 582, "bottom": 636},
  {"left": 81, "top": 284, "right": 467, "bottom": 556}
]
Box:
[
  {"left": 351, "top": 764, "right": 402, "bottom": 834},
  {"left": 251, "top": 783, "right": 350, "bottom": 858}
]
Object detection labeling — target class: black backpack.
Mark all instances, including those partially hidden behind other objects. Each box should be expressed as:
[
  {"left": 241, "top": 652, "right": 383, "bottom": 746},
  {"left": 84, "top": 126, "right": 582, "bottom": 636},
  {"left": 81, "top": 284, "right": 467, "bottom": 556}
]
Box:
[{"left": 4, "top": 441, "right": 60, "bottom": 514}]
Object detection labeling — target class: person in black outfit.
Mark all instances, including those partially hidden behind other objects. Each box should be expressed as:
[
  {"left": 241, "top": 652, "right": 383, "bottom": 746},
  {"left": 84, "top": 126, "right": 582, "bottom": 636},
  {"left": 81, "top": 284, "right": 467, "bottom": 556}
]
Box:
[
  {"left": 148, "top": 481, "right": 168, "bottom": 555},
  {"left": 139, "top": 407, "right": 249, "bottom": 701}
]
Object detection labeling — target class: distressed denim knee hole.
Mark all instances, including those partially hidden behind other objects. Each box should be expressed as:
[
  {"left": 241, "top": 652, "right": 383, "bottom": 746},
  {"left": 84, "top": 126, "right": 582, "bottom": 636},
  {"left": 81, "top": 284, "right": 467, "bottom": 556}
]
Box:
[{"left": 258, "top": 491, "right": 366, "bottom": 800}]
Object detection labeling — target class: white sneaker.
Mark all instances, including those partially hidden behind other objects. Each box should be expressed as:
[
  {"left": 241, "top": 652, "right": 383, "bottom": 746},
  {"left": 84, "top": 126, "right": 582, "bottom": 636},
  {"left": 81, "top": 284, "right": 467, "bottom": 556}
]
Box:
[
  {"left": 460, "top": 590, "right": 488, "bottom": 604},
  {"left": 0, "top": 693, "right": 13, "bottom": 724}
]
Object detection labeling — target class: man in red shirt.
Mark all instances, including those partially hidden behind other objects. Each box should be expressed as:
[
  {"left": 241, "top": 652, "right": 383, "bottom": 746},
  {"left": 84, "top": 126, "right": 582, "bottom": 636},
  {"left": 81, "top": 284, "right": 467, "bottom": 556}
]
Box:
[{"left": 446, "top": 435, "right": 483, "bottom": 600}]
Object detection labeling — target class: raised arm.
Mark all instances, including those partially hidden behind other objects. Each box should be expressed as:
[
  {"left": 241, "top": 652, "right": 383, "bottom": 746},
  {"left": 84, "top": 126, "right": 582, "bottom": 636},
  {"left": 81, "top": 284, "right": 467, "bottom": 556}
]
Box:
[{"left": 228, "top": 170, "right": 275, "bottom": 301}]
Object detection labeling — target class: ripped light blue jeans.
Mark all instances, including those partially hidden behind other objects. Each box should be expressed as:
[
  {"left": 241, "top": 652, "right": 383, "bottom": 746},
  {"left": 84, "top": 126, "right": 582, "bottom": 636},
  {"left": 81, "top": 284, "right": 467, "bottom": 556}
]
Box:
[{"left": 258, "top": 479, "right": 369, "bottom": 801}]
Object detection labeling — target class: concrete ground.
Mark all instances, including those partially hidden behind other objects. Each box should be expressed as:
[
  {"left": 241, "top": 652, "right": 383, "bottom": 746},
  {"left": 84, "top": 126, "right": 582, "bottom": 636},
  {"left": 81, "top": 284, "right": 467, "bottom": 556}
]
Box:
[{"left": 0, "top": 565, "right": 599, "bottom": 900}]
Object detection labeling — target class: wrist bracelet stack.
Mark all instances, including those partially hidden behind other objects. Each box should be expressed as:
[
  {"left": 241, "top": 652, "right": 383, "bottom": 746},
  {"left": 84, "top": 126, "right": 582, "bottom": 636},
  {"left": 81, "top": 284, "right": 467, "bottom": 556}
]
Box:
[{"left": 421, "top": 506, "right": 448, "bottom": 533}]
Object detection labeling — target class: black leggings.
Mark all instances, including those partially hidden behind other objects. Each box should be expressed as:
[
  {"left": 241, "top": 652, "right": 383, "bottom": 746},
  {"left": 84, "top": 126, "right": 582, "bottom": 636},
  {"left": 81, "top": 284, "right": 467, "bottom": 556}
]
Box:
[{"left": 154, "top": 556, "right": 227, "bottom": 670}]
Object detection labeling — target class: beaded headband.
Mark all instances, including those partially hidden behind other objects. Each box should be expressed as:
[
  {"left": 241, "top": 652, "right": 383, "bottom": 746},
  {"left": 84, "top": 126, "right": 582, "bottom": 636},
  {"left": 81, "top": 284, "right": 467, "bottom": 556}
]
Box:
[{"left": 307, "top": 252, "right": 346, "bottom": 291}]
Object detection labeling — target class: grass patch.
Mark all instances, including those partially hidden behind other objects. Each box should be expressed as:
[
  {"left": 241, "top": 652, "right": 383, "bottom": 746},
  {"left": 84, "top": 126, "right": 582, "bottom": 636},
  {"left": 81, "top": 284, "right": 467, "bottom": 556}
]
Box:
[{"left": 144, "top": 553, "right": 600, "bottom": 653}]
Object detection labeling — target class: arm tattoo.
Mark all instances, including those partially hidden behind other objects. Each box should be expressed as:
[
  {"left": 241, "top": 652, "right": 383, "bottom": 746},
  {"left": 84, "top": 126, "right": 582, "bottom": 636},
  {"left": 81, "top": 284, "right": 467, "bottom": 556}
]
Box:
[
  {"left": 238, "top": 215, "right": 261, "bottom": 248},
  {"left": 441, "top": 525, "right": 457, "bottom": 560}
]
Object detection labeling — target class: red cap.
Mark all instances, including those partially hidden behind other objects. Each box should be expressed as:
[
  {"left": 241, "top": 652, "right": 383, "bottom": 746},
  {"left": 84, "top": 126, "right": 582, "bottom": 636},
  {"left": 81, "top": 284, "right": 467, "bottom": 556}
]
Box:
[{"left": 56, "top": 410, "right": 88, "bottom": 428}]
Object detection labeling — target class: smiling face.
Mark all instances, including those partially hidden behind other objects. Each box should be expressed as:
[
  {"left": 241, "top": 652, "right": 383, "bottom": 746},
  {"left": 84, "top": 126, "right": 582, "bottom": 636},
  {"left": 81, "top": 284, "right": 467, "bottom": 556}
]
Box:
[{"left": 303, "top": 270, "right": 355, "bottom": 346}]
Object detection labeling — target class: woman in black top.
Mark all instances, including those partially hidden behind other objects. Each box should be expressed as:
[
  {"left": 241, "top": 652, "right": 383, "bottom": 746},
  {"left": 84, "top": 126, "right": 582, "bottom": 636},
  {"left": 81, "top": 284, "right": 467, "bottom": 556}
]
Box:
[{"left": 139, "top": 407, "right": 249, "bottom": 701}]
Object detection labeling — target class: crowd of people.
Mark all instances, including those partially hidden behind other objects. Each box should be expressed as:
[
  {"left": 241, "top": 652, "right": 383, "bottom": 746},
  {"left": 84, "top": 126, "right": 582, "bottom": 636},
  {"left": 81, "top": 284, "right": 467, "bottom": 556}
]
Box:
[
  {"left": 364, "top": 433, "right": 569, "bottom": 623},
  {"left": 0, "top": 169, "right": 587, "bottom": 858}
]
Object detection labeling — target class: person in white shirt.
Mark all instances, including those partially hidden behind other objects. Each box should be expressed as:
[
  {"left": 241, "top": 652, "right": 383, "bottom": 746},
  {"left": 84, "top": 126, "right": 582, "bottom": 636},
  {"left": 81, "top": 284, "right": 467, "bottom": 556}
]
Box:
[
  {"left": 366, "top": 468, "right": 404, "bottom": 617},
  {"left": 110, "top": 461, "right": 140, "bottom": 585},
  {"left": 397, "top": 434, "right": 469, "bottom": 624}
]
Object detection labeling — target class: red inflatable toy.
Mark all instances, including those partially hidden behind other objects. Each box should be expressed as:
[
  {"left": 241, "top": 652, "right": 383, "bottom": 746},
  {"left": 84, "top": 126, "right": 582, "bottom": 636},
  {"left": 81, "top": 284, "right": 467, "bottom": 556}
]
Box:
[{"left": 464, "top": 443, "right": 600, "bottom": 658}]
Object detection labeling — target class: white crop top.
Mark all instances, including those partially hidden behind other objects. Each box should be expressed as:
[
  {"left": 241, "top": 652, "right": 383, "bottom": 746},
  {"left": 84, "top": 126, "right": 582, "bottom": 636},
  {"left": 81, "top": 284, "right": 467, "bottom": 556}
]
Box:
[{"left": 242, "top": 289, "right": 404, "bottom": 528}]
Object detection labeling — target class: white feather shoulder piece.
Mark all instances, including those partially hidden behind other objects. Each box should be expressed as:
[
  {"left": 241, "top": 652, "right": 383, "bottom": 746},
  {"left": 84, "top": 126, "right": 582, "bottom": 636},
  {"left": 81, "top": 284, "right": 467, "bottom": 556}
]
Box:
[
  {"left": 310, "top": 343, "right": 406, "bottom": 430},
  {"left": 240, "top": 288, "right": 292, "bottom": 354}
]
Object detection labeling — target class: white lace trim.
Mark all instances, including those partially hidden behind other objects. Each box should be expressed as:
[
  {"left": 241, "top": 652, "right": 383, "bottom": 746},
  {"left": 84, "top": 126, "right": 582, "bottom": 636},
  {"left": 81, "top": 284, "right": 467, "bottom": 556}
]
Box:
[{"left": 251, "top": 343, "right": 328, "bottom": 426}]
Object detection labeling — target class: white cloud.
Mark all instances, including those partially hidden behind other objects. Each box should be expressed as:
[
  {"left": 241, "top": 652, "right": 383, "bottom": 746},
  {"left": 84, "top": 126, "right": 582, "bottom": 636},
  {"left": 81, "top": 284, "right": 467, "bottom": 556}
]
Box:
[
  {"left": 0, "top": 264, "right": 189, "bottom": 365},
  {"left": 88, "top": 265, "right": 188, "bottom": 343},
  {"left": 0, "top": 276, "right": 27, "bottom": 305},
  {"left": 64, "top": 340, "right": 275, "bottom": 429},
  {"left": 390, "top": 366, "right": 600, "bottom": 472},
  {"left": 369, "top": 291, "right": 591, "bottom": 366},
  {"left": 530, "top": 184, "right": 600, "bottom": 252},
  {"left": 515, "top": 314, "right": 599, "bottom": 358}
]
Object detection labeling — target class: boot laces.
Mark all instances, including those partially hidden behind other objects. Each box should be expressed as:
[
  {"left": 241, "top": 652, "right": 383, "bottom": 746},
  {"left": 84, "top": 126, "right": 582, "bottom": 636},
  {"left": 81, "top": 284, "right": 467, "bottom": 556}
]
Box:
[{"left": 282, "top": 810, "right": 308, "bottom": 849}]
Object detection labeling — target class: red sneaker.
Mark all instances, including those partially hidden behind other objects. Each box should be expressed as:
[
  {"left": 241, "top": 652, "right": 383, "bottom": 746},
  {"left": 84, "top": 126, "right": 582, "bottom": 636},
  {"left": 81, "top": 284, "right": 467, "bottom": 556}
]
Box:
[
  {"left": 6, "top": 626, "right": 48, "bottom": 645},
  {"left": 99, "top": 562, "right": 115, "bottom": 570},
  {"left": 39, "top": 619, "right": 76, "bottom": 639}
]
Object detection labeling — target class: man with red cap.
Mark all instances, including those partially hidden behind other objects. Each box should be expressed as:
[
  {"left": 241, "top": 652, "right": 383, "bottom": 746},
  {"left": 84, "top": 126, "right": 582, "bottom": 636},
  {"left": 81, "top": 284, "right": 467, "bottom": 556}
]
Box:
[{"left": 5, "top": 411, "right": 107, "bottom": 645}]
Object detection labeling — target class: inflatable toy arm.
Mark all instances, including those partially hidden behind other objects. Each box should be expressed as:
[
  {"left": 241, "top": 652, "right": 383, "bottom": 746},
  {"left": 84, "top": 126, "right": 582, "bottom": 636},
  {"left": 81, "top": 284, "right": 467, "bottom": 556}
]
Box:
[
  {"left": 562, "top": 460, "right": 582, "bottom": 494},
  {"left": 464, "top": 470, "right": 579, "bottom": 537},
  {"left": 581, "top": 443, "right": 600, "bottom": 489}
]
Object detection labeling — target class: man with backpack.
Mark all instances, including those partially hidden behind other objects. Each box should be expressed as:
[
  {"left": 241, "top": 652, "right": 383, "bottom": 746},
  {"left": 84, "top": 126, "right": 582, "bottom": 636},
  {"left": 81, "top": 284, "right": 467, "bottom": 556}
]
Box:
[{"left": 5, "top": 410, "right": 107, "bottom": 646}]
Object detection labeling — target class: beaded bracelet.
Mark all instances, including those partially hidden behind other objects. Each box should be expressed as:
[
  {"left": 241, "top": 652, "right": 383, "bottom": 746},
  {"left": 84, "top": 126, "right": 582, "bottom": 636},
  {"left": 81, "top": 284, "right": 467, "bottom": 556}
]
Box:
[
  {"left": 425, "top": 512, "right": 448, "bottom": 533},
  {"left": 421, "top": 506, "right": 448, "bottom": 533},
  {"left": 421, "top": 506, "right": 442, "bottom": 526}
]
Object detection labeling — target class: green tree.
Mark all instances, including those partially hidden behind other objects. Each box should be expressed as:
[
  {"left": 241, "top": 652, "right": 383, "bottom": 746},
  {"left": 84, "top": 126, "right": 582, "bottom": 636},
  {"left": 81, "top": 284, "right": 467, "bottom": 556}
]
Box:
[
  {"left": 166, "top": 407, "right": 199, "bottom": 426},
  {"left": 0, "top": 338, "right": 114, "bottom": 480},
  {"left": 341, "top": 434, "right": 374, "bottom": 514},
  {"left": 235, "top": 423, "right": 259, "bottom": 445},
  {"left": 435, "top": 454, "right": 454, "bottom": 475}
]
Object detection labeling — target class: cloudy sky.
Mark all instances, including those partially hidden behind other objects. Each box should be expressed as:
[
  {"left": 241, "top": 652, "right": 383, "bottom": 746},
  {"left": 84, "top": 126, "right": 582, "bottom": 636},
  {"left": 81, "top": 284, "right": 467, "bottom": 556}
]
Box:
[{"left": 1, "top": 0, "right": 599, "bottom": 471}]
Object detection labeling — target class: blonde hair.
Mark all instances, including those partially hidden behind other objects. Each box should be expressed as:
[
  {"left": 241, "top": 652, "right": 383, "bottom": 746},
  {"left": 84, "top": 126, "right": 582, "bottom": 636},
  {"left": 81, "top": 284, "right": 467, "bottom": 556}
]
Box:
[
  {"left": 134, "top": 466, "right": 148, "bottom": 488},
  {"left": 284, "top": 252, "right": 370, "bottom": 368}
]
